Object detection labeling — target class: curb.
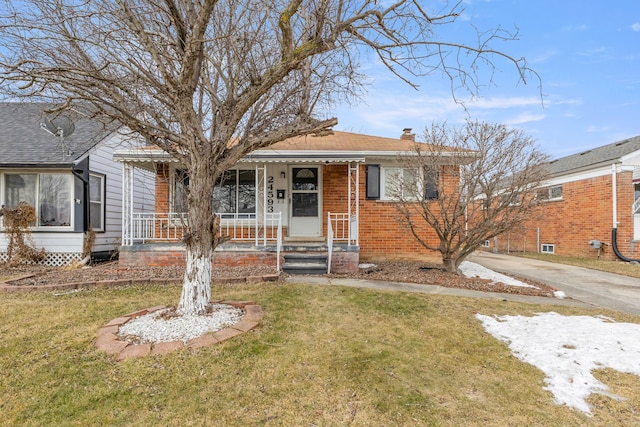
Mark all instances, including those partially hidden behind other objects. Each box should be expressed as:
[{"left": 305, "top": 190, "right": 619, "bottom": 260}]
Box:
[{"left": 95, "top": 301, "right": 264, "bottom": 361}]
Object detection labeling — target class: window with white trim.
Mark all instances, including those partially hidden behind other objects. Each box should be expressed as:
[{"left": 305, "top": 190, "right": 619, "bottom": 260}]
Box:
[
  {"left": 89, "top": 173, "right": 105, "bottom": 231},
  {"left": 366, "top": 166, "right": 438, "bottom": 201},
  {"left": 536, "top": 185, "right": 563, "bottom": 201},
  {"left": 383, "top": 167, "right": 416, "bottom": 199},
  {"left": 2, "top": 172, "right": 73, "bottom": 228},
  {"left": 541, "top": 244, "right": 555, "bottom": 254}
]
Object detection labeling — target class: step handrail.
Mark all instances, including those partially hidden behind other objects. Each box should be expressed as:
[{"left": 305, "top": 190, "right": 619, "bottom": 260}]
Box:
[{"left": 327, "top": 211, "right": 334, "bottom": 274}]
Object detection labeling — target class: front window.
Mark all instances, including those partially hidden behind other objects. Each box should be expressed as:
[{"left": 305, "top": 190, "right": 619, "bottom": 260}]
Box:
[
  {"left": 3, "top": 173, "right": 72, "bottom": 227},
  {"left": 634, "top": 182, "right": 640, "bottom": 214},
  {"left": 172, "top": 168, "right": 256, "bottom": 215},
  {"left": 383, "top": 167, "right": 416, "bottom": 199},
  {"left": 379, "top": 166, "right": 438, "bottom": 201},
  {"left": 172, "top": 169, "right": 189, "bottom": 213},
  {"left": 213, "top": 169, "right": 256, "bottom": 214}
]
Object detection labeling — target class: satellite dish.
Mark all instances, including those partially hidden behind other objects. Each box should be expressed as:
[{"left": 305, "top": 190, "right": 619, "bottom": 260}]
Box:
[
  {"left": 40, "top": 115, "right": 75, "bottom": 156},
  {"left": 40, "top": 116, "right": 75, "bottom": 138}
]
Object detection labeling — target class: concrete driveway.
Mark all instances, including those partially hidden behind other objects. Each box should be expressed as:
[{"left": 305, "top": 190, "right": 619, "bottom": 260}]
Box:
[{"left": 470, "top": 252, "right": 640, "bottom": 316}]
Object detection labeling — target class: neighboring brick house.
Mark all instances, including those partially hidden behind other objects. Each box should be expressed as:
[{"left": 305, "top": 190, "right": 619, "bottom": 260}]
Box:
[
  {"left": 0, "top": 103, "right": 154, "bottom": 265},
  {"left": 488, "top": 136, "right": 640, "bottom": 261},
  {"left": 114, "top": 129, "right": 463, "bottom": 272}
]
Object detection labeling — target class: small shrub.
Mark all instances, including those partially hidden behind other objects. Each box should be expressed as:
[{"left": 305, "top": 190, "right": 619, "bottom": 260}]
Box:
[{"left": 1, "top": 202, "right": 46, "bottom": 265}]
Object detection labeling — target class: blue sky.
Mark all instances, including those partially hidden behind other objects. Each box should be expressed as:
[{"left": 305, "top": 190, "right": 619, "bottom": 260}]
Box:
[{"left": 331, "top": 0, "right": 640, "bottom": 158}]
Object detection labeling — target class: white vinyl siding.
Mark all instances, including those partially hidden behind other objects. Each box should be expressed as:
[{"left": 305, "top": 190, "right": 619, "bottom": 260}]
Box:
[
  {"left": 0, "top": 231, "right": 84, "bottom": 255},
  {"left": 86, "top": 133, "right": 155, "bottom": 253}
]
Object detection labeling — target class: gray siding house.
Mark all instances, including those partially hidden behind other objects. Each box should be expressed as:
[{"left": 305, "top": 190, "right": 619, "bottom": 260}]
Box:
[{"left": 0, "top": 103, "right": 154, "bottom": 265}]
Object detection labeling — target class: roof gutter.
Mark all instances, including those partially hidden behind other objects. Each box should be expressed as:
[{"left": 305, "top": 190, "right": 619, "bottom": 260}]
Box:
[{"left": 0, "top": 163, "right": 73, "bottom": 169}]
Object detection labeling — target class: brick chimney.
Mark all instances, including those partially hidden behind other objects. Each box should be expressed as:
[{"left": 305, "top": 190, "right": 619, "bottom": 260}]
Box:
[{"left": 400, "top": 128, "right": 415, "bottom": 141}]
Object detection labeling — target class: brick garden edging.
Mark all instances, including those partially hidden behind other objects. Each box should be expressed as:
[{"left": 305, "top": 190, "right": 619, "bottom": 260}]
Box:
[
  {"left": 95, "top": 301, "right": 264, "bottom": 361},
  {"left": 0, "top": 273, "right": 280, "bottom": 292}
]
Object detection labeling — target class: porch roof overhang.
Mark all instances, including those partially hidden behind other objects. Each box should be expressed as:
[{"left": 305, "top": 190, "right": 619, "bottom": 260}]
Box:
[
  {"left": 113, "top": 148, "right": 178, "bottom": 171},
  {"left": 113, "top": 147, "right": 367, "bottom": 169},
  {"left": 113, "top": 146, "right": 474, "bottom": 169}
]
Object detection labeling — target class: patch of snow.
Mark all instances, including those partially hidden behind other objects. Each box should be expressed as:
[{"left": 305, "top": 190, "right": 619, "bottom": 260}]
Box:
[
  {"left": 476, "top": 312, "right": 640, "bottom": 415},
  {"left": 359, "top": 263, "right": 377, "bottom": 269},
  {"left": 554, "top": 290, "right": 567, "bottom": 299},
  {"left": 118, "top": 303, "right": 243, "bottom": 344},
  {"left": 459, "top": 261, "right": 536, "bottom": 288}
]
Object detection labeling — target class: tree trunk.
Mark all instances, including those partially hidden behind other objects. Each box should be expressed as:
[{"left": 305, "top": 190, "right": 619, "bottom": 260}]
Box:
[
  {"left": 177, "top": 249, "right": 212, "bottom": 315},
  {"left": 442, "top": 254, "right": 458, "bottom": 274},
  {"left": 176, "top": 161, "right": 217, "bottom": 316}
]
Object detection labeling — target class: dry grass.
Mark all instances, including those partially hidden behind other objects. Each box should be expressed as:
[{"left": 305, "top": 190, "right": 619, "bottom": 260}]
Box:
[
  {"left": 519, "top": 253, "right": 640, "bottom": 279},
  {"left": 1, "top": 281, "right": 640, "bottom": 426}
]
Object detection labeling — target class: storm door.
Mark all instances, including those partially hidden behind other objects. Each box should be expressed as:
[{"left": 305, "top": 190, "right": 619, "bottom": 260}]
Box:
[{"left": 289, "top": 166, "right": 321, "bottom": 237}]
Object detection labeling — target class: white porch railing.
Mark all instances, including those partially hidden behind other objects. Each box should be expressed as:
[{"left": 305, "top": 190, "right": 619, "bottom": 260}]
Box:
[
  {"left": 126, "top": 212, "right": 282, "bottom": 247},
  {"left": 327, "top": 212, "right": 357, "bottom": 244},
  {"left": 327, "top": 212, "right": 334, "bottom": 274},
  {"left": 327, "top": 212, "right": 358, "bottom": 274}
]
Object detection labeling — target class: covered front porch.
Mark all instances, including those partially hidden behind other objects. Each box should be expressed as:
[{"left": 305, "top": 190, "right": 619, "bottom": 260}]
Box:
[{"left": 114, "top": 148, "right": 362, "bottom": 273}]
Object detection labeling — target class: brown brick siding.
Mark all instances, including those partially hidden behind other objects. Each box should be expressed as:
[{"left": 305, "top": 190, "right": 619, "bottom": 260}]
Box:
[
  {"left": 119, "top": 246, "right": 278, "bottom": 268},
  {"left": 119, "top": 245, "right": 358, "bottom": 273},
  {"left": 321, "top": 163, "right": 442, "bottom": 262},
  {"left": 493, "top": 171, "right": 639, "bottom": 260}
]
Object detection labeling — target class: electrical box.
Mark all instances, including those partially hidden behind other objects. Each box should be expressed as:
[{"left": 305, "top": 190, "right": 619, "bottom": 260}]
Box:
[{"left": 589, "top": 240, "right": 601, "bottom": 249}]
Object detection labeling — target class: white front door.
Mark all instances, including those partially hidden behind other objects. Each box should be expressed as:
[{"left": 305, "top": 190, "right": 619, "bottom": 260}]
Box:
[{"left": 289, "top": 166, "right": 321, "bottom": 237}]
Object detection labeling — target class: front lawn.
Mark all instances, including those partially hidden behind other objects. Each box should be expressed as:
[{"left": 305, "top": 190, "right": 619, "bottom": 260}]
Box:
[{"left": 1, "top": 282, "right": 639, "bottom": 426}]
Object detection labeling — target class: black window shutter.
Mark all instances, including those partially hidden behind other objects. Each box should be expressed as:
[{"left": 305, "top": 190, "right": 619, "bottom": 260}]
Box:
[{"left": 366, "top": 165, "right": 380, "bottom": 200}]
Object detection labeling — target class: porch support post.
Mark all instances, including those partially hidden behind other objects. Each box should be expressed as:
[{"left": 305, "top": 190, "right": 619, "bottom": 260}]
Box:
[
  {"left": 259, "top": 163, "right": 267, "bottom": 246},
  {"left": 348, "top": 162, "right": 359, "bottom": 246},
  {"left": 355, "top": 163, "right": 359, "bottom": 245},
  {"left": 122, "top": 163, "right": 133, "bottom": 246}
]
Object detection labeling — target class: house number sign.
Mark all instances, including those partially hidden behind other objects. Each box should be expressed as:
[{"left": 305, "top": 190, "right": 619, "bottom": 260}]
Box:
[{"left": 267, "top": 176, "right": 274, "bottom": 212}]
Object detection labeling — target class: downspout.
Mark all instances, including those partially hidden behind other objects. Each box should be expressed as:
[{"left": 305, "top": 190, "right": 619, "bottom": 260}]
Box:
[{"left": 611, "top": 163, "right": 640, "bottom": 262}]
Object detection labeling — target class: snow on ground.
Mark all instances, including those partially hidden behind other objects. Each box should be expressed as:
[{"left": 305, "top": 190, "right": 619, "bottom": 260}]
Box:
[
  {"left": 477, "top": 312, "right": 640, "bottom": 415},
  {"left": 459, "top": 261, "right": 536, "bottom": 288},
  {"left": 553, "top": 290, "right": 567, "bottom": 299}
]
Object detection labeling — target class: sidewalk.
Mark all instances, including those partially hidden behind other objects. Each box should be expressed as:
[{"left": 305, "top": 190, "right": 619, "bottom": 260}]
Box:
[
  {"left": 284, "top": 275, "right": 591, "bottom": 310},
  {"left": 470, "top": 252, "right": 640, "bottom": 316}
]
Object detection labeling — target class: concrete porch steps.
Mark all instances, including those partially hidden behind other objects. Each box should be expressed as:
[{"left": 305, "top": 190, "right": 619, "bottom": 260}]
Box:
[{"left": 282, "top": 253, "right": 328, "bottom": 275}]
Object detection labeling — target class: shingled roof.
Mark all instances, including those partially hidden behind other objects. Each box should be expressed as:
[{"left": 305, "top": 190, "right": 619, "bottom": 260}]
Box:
[
  {"left": 264, "top": 130, "right": 422, "bottom": 152},
  {"left": 0, "top": 102, "right": 116, "bottom": 168},
  {"left": 547, "top": 135, "right": 640, "bottom": 176}
]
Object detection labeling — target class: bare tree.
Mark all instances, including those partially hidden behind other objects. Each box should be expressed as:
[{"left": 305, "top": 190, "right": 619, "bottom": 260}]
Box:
[
  {"left": 0, "top": 1, "right": 536, "bottom": 315},
  {"left": 391, "top": 121, "right": 549, "bottom": 273}
]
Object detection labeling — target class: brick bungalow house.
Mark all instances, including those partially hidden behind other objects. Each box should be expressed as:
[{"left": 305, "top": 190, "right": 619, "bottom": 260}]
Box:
[
  {"left": 488, "top": 136, "right": 640, "bottom": 261},
  {"left": 113, "top": 129, "right": 466, "bottom": 273}
]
